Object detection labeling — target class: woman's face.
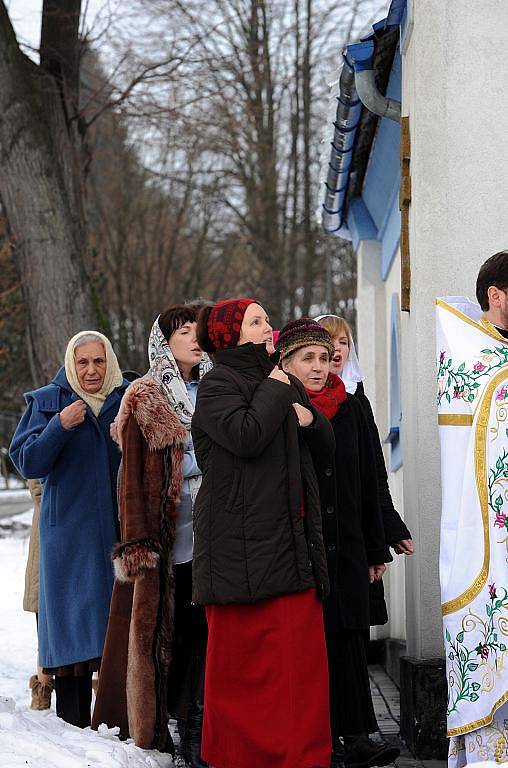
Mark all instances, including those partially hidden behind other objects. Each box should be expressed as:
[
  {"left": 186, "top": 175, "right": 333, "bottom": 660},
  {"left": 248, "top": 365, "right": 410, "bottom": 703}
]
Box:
[
  {"left": 238, "top": 303, "right": 274, "bottom": 354},
  {"left": 74, "top": 341, "right": 107, "bottom": 393},
  {"left": 331, "top": 334, "right": 350, "bottom": 375},
  {"left": 169, "top": 321, "right": 202, "bottom": 374},
  {"left": 283, "top": 345, "right": 330, "bottom": 391}
]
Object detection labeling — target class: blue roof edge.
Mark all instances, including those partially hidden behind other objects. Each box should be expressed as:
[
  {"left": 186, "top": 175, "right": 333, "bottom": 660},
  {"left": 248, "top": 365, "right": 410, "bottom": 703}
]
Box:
[{"left": 320, "top": 0, "right": 406, "bottom": 238}]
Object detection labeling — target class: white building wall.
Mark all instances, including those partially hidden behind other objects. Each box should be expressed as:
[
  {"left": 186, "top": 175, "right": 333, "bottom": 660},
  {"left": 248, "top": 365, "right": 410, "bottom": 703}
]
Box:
[
  {"left": 357, "top": 243, "right": 407, "bottom": 642},
  {"left": 400, "top": 0, "right": 508, "bottom": 659}
]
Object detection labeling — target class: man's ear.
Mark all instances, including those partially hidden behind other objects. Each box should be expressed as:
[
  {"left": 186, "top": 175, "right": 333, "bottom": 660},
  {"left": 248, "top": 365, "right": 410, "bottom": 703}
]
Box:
[{"left": 488, "top": 285, "right": 501, "bottom": 308}]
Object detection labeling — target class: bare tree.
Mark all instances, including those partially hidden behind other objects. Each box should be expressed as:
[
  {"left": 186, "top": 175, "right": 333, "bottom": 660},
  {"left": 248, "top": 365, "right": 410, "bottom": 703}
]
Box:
[{"left": 0, "top": 1, "right": 99, "bottom": 382}]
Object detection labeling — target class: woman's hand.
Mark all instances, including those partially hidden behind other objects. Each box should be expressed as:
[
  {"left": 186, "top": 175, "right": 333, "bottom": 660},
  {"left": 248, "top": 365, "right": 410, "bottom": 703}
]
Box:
[
  {"left": 59, "top": 400, "right": 87, "bottom": 430},
  {"left": 368, "top": 564, "right": 386, "bottom": 583},
  {"left": 292, "top": 403, "right": 314, "bottom": 427},
  {"left": 268, "top": 366, "right": 290, "bottom": 385},
  {"left": 393, "top": 539, "right": 414, "bottom": 555}
]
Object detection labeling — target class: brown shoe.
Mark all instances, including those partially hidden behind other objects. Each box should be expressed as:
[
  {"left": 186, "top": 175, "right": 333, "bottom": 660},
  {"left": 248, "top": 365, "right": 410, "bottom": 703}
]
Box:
[{"left": 29, "top": 674, "right": 53, "bottom": 710}]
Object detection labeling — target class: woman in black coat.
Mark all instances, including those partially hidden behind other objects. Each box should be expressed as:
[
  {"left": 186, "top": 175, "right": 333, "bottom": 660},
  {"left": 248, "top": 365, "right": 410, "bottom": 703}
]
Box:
[
  {"left": 278, "top": 318, "right": 398, "bottom": 768},
  {"left": 191, "top": 298, "right": 334, "bottom": 768},
  {"left": 316, "top": 314, "right": 414, "bottom": 626}
]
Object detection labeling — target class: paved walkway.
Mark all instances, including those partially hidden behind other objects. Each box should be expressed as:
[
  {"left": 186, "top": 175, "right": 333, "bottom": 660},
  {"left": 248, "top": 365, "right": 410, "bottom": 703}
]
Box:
[{"left": 370, "top": 665, "right": 446, "bottom": 768}]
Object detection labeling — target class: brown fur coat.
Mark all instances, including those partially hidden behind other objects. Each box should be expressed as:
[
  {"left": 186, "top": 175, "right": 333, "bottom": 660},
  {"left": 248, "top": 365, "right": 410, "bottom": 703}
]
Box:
[{"left": 92, "top": 374, "right": 186, "bottom": 751}]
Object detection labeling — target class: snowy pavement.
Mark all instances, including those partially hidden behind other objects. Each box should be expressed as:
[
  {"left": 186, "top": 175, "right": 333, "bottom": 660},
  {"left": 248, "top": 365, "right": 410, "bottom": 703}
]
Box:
[
  {"left": 0, "top": 524, "right": 175, "bottom": 768},
  {"left": 0, "top": 490, "right": 33, "bottom": 521}
]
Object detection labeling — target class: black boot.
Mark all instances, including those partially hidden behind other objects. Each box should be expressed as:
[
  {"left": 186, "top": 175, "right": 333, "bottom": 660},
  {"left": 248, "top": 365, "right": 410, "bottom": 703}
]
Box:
[
  {"left": 179, "top": 652, "right": 208, "bottom": 768},
  {"left": 332, "top": 737, "right": 346, "bottom": 768},
  {"left": 344, "top": 733, "right": 400, "bottom": 768}
]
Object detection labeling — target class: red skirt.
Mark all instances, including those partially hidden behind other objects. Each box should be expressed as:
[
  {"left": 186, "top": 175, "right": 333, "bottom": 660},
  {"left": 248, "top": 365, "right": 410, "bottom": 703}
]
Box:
[{"left": 202, "top": 588, "right": 331, "bottom": 768}]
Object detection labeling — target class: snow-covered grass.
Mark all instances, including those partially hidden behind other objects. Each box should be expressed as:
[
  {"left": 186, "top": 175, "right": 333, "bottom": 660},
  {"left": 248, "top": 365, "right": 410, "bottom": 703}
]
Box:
[{"left": 0, "top": 536, "right": 174, "bottom": 767}]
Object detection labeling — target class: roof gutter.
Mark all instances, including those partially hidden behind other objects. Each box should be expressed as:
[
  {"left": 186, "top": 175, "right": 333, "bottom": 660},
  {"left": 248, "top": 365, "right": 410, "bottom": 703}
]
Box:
[
  {"left": 321, "top": 58, "right": 362, "bottom": 238},
  {"left": 320, "top": 0, "right": 405, "bottom": 237}
]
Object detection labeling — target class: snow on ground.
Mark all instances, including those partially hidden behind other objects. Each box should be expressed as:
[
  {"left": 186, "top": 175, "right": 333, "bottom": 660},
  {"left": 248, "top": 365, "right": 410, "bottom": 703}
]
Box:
[
  {"left": 0, "top": 476, "right": 25, "bottom": 490},
  {"left": 0, "top": 535, "right": 174, "bottom": 767},
  {"left": 0, "top": 488, "right": 31, "bottom": 502}
]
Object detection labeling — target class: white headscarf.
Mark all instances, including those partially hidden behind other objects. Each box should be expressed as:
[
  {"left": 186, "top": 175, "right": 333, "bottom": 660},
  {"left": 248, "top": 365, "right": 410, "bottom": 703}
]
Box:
[
  {"left": 147, "top": 316, "right": 211, "bottom": 508},
  {"left": 314, "top": 314, "right": 364, "bottom": 394},
  {"left": 64, "top": 331, "right": 123, "bottom": 417}
]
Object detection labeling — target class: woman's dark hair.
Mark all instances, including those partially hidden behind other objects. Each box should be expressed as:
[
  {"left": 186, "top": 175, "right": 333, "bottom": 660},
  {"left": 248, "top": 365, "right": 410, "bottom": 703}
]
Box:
[
  {"left": 196, "top": 305, "right": 216, "bottom": 354},
  {"left": 476, "top": 251, "right": 508, "bottom": 311},
  {"left": 158, "top": 304, "right": 198, "bottom": 341}
]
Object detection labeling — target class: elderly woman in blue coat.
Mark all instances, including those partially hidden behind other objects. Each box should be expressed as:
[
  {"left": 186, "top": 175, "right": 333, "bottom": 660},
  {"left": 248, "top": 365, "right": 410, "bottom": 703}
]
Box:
[{"left": 10, "top": 331, "right": 128, "bottom": 728}]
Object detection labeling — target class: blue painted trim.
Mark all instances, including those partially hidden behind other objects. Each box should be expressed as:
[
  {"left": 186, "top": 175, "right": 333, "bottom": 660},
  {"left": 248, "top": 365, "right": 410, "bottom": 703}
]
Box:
[
  {"left": 386, "top": 0, "right": 407, "bottom": 27},
  {"left": 389, "top": 292, "right": 403, "bottom": 471},
  {"left": 380, "top": 185, "right": 401, "bottom": 281},
  {"left": 347, "top": 197, "right": 378, "bottom": 251},
  {"left": 346, "top": 40, "right": 375, "bottom": 72},
  {"left": 400, "top": 0, "right": 413, "bottom": 52}
]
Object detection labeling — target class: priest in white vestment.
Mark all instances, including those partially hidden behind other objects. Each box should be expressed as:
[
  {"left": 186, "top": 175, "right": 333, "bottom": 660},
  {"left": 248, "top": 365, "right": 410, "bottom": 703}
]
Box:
[{"left": 437, "top": 252, "right": 508, "bottom": 765}]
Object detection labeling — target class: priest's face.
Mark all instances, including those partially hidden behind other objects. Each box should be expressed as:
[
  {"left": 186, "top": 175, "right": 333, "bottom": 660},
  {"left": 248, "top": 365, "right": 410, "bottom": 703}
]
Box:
[
  {"left": 283, "top": 345, "right": 330, "bottom": 391},
  {"left": 331, "top": 335, "right": 350, "bottom": 376}
]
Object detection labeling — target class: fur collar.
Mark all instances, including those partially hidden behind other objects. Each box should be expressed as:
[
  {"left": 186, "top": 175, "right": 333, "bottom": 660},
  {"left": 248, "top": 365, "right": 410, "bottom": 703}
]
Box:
[{"left": 116, "top": 374, "right": 187, "bottom": 451}]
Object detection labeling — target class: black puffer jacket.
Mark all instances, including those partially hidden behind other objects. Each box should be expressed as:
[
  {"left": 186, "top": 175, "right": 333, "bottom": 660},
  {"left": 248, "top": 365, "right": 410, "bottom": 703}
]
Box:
[{"left": 191, "top": 343, "right": 333, "bottom": 606}]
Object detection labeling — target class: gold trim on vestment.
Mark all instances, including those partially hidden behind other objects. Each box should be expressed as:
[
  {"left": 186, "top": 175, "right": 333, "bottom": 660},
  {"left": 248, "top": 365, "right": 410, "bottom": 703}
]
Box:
[
  {"left": 435, "top": 299, "right": 508, "bottom": 344},
  {"left": 447, "top": 689, "right": 508, "bottom": 737},
  {"left": 438, "top": 414, "right": 474, "bottom": 427},
  {"left": 441, "top": 367, "right": 508, "bottom": 616},
  {"left": 479, "top": 317, "right": 508, "bottom": 344}
]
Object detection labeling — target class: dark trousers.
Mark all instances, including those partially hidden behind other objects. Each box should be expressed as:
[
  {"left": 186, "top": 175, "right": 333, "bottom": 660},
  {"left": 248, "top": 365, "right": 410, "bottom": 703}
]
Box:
[
  {"left": 167, "top": 561, "right": 208, "bottom": 719},
  {"left": 324, "top": 600, "right": 378, "bottom": 738},
  {"left": 54, "top": 673, "right": 92, "bottom": 728}
]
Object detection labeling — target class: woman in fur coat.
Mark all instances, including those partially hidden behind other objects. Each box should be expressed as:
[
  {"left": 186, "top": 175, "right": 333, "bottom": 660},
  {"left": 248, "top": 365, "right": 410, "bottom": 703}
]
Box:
[{"left": 92, "top": 305, "right": 209, "bottom": 763}]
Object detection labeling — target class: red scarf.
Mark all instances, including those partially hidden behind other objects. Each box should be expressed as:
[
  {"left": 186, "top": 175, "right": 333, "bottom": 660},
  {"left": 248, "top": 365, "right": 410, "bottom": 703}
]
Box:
[{"left": 305, "top": 372, "right": 346, "bottom": 420}]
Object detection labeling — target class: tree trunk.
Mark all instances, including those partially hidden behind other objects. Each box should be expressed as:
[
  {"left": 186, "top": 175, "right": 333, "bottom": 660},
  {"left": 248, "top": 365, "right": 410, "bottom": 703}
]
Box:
[{"left": 0, "top": 1, "right": 98, "bottom": 385}]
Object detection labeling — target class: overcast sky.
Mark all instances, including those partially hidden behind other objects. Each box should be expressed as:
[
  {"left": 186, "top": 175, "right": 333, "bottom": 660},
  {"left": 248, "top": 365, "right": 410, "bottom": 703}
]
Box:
[{"left": 5, "top": 0, "right": 110, "bottom": 59}]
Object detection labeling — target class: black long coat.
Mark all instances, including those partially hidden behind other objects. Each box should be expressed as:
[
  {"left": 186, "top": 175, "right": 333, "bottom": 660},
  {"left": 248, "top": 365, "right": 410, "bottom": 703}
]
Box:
[
  {"left": 354, "top": 383, "right": 412, "bottom": 625},
  {"left": 314, "top": 393, "right": 391, "bottom": 630},
  {"left": 191, "top": 342, "right": 333, "bottom": 606}
]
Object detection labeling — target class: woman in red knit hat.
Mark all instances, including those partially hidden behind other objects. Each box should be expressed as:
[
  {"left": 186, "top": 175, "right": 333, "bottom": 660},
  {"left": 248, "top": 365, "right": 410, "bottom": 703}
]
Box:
[{"left": 191, "top": 298, "right": 333, "bottom": 768}]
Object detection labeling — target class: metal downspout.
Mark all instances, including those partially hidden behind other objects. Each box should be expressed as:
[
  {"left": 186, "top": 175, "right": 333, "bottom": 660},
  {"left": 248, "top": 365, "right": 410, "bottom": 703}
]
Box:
[{"left": 346, "top": 39, "right": 401, "bottom": 124}]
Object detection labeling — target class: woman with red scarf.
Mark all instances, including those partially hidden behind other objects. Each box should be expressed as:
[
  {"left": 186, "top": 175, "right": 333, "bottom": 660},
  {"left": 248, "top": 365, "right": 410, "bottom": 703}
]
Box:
[
  {"left": 277, "top": 318, "right": 397, "bottom": 768},
  {"left": 191, "top": 299, "right": 333, "bottom": 768}
]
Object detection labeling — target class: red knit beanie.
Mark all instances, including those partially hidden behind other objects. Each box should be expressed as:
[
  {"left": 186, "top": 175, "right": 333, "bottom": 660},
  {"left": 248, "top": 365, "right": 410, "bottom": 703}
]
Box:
[{"left": 207, "top": 298, "right": 257, "bottom": 350}]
